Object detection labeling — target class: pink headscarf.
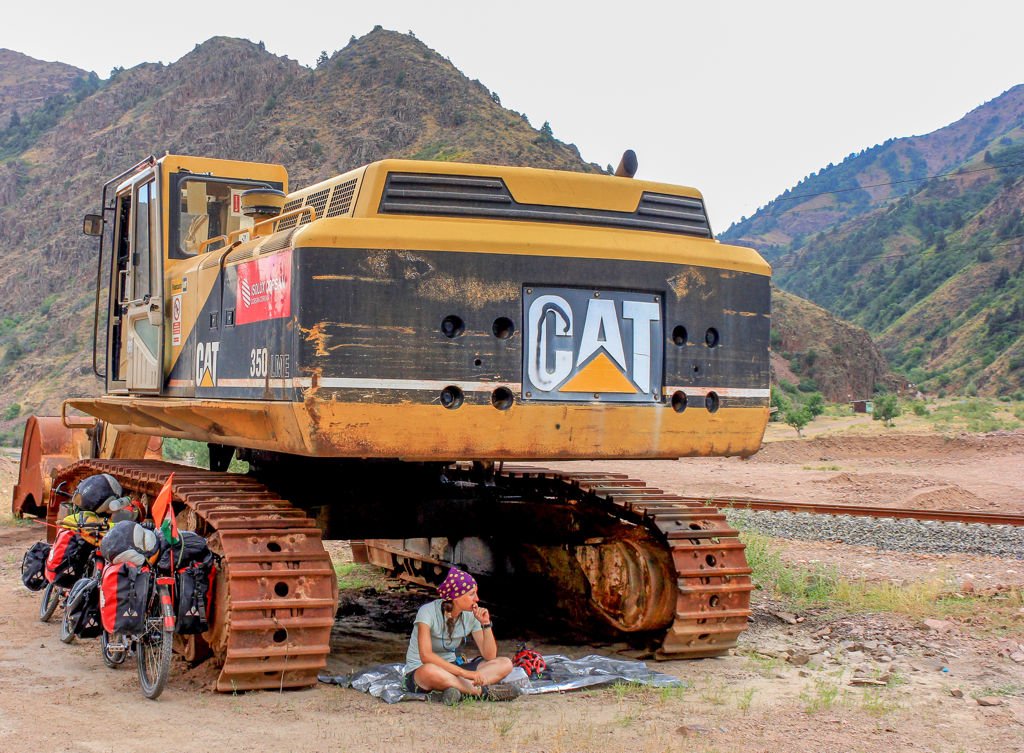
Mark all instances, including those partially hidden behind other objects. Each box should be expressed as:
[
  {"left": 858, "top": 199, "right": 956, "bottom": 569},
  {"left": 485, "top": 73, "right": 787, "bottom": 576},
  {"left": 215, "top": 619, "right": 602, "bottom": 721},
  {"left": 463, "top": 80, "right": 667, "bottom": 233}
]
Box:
[{"left": 437, "top": 567, "right": 477, "bottom": 600}]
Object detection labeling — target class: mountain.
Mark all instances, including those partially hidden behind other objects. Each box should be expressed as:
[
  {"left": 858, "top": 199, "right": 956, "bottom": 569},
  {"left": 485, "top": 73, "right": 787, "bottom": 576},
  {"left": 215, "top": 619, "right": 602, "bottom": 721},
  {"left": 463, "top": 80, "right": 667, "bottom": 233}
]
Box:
[
  {"left": 0, "top": 49, "right": 92, "bottom": 128},
  {"left": 0, "top": 29, "right": 889, "bottom": 440},
  {"left": 770, "top": 288, "right": 893, "bottom": 402},
  {"left": 723, "top": 86, "right": 1024, "bottom": 396}
]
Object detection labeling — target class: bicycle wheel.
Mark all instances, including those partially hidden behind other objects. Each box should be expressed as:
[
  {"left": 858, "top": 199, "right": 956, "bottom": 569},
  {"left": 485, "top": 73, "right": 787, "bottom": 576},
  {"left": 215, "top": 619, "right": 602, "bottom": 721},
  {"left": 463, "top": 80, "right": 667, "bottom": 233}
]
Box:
[
  {"left": 101, "top": 632, "right": 126, "bottom": 668},
  {"left": 137, "top": 584, "right": 173, "bottom": 699},
  {"left": 59, "top": 604, "right": 75, "bottom": 643},
  {"left": 39, "top": 582, "right": 60, "bottom": 622}
]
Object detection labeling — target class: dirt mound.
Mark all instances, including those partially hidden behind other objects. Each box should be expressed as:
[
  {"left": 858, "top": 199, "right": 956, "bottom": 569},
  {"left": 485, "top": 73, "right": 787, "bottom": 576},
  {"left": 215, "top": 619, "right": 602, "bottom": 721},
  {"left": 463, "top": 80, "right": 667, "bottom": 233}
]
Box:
[
  {"left": 904, "top": 486, "right": 991, "bottom": 510},
  {"left": 753, "top": 431, "right": 1024, "bottom": 464},
  {"left": 812, "top": 472, "right": 935, "bottom": 506}
]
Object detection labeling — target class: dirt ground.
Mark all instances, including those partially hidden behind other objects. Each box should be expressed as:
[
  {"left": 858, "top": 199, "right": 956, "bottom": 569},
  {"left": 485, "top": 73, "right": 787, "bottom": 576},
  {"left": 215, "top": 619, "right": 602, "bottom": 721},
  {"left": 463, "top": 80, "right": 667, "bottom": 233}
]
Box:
[{"left": 0, "top": 421, "right": 1022, "bottom": 753}]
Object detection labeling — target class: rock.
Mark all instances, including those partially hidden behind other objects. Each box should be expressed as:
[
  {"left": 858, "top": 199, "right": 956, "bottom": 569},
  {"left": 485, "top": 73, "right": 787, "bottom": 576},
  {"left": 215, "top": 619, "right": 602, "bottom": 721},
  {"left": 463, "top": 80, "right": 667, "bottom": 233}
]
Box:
[
  {"left": 1009, "top": 652, "right": 1024, "bottom": 663},
  {"left": 976, "top": 697, "right": 1004, "bottom": 707},
  {"left": 921, "top": 619, "right": 955, "bottom": 633},
  {"left": 950, "top": 689, "right": 963, "bottom": 698},
  {"left": 799, "top": 670, "right": 810, "bottom": 677},
  {"left": 850, "top": 677, "right": 887, "bottom": 687},
  {"left": 960, "top": 580, "right": 975, "bottom": 594},
  {"left": 787, "top": 653, "right": 811, "bottom": 666},
  {"left": 812, "top": 627, "right": 832, "bottom": 639},
  {"left": 773, "top": 611, "right": 799, "bottom": 625},
  {"left": 677, "top": 724, "right": 712, "bottom": 736},
  {"left": 878, "top": 655, "right": 892, "bottom": 663},
  {"left": 862, "top": 640, "right": 879, "bottom": 651}
]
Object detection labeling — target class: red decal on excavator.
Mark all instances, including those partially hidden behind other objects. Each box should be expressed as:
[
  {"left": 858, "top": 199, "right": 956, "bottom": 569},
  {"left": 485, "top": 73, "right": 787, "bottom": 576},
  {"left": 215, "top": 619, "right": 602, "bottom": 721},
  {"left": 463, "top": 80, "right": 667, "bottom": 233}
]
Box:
[{"left": 237, "top": 249, "right": 291, "bottom": 325}]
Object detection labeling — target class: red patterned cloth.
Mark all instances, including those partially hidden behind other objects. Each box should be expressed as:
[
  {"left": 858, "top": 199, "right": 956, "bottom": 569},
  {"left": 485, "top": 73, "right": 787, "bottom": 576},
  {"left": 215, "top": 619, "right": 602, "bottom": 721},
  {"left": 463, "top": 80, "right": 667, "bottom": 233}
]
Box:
[{"left": 437, "top": 567, "right": 477, "bottom": 600}]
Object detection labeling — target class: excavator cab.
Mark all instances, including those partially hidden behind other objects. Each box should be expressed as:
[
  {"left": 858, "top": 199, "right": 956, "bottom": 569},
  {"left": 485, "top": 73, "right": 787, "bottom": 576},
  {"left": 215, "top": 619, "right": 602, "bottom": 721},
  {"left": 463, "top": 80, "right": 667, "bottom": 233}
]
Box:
[{"left": 85, "top": 156, "right": 287, "bottom": 396}]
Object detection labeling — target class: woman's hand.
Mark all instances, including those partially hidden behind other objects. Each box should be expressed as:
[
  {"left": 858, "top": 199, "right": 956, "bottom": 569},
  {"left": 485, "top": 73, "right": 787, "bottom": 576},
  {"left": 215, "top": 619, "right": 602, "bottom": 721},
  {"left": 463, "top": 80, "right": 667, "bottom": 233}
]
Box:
[
  {"left": 462, "top": 669, "right": 484, "bottom": 686},
  {"left": 472, "top": 605, "right": 490, "bottom": 625}
]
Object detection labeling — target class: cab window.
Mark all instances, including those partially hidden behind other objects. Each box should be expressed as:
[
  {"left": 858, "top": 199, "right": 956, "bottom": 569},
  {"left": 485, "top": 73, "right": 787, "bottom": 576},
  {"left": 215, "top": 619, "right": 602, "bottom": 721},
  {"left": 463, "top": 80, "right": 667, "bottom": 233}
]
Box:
[
  {"left": 172, "top": 176, "right": 274, "bottom": 256},
  {"left": 134, "top": 179, "right": 156, "bottom": 298}
]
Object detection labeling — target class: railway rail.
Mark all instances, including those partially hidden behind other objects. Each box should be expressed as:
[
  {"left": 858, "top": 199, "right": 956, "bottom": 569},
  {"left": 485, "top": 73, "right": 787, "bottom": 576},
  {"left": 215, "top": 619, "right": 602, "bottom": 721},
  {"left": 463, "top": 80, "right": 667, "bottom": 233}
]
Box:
[{"left": 684, "top": 497, "right": 1024, "bottom": 527}]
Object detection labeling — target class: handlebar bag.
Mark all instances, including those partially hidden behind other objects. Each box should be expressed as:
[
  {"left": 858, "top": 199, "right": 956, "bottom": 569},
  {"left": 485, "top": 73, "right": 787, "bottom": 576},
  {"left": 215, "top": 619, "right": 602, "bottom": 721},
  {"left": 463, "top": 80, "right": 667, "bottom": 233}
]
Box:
[
  {"left": 67, "top": 576, "right": 103, "bottom": 639},
  {"left": 21, "top": 541, "right": 51, "bottom": 591},
  {"left": 45, "top": 529, "right": 93, "bottom": 588},
  {"left": 99, "top": 562, "right": 149, "bottom": 635}
]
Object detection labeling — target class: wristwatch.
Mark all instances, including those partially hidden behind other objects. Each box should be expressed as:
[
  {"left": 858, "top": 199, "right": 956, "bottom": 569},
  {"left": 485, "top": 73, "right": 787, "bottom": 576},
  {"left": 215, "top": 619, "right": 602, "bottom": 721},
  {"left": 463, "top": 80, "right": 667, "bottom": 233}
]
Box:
[{"left": 481, "top": 623, "right": 493, "bottom": 630}]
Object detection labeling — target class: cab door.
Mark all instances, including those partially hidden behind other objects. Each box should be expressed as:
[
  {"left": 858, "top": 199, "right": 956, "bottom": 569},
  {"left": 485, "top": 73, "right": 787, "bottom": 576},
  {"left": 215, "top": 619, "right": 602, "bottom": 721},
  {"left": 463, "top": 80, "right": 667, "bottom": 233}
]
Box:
[{"left": 123, "top": 175, "right": 163, "bottom": 392}]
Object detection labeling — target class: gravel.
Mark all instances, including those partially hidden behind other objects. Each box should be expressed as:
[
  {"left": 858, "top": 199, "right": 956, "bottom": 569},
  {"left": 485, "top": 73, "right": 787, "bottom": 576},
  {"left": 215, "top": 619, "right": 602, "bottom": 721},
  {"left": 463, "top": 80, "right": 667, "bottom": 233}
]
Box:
[{"left": 723, "top": 509, "right": 1024, "bottom": 559}]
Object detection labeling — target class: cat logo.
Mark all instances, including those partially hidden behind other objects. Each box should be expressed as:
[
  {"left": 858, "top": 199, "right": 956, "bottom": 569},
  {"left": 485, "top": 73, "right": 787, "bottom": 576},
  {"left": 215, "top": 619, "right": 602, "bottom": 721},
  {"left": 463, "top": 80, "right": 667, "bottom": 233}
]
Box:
[
  {"left": 195, "top": 341, "right": 220, "bottom": 388},
  {"left": 523, "top": 287, "right": 663, "bottom": 403}
]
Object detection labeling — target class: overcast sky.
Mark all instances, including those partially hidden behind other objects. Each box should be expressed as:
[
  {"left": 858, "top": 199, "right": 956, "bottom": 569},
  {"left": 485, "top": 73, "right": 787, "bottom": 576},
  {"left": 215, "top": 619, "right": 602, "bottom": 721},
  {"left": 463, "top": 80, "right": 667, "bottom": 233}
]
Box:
[{"left": 4, "top": 1, "right": 1023, "bottom": 230}]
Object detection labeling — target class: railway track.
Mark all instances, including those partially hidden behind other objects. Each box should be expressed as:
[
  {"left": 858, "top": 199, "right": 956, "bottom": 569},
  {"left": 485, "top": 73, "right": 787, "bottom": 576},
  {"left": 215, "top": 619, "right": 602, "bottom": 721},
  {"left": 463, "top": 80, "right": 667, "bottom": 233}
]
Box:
[{"left": 682, "top": 497, "right": 1024, "bottom": 527}]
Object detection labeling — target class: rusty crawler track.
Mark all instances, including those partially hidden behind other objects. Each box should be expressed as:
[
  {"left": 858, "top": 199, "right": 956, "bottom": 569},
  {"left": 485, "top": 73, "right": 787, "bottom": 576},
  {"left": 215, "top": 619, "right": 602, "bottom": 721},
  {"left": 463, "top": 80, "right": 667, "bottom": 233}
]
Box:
[
  {"left": 54, "top": 460, "right": 338, "bottom": 692},
  {"left": 366, "top": 464, "right": 754, "bottom": 659},
  {"left": 682, "top": 497, "right": 1024, "bottom": 527}
]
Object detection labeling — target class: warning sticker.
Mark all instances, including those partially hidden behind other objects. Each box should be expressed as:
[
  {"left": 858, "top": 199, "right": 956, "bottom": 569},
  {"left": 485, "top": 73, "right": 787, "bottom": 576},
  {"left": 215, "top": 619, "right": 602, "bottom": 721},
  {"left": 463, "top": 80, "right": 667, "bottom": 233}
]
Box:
[{"left": 171, "top": 293, "right": 183, "bottom": 347}]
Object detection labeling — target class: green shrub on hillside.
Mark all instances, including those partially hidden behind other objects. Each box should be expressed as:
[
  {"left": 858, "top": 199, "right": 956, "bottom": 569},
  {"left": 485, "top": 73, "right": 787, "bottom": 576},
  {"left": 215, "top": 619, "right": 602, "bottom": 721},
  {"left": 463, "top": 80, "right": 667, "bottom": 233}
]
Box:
[
  {"left": 785, "top": 406, "right": 812, "bottom": 437},
  {"left": 872, "top": 394, "right": 901, "bottom": 427},
  {"left": 908, "top": 400, "right": 929, "bottom": 416},
  {"left": 924, "top": 398, "right": 1021, "bottom": 432}
]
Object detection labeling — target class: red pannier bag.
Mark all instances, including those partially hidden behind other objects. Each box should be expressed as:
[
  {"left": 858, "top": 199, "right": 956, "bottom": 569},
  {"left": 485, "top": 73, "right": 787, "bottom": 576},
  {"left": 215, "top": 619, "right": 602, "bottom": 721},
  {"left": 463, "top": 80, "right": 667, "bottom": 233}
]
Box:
[
  {"left": 45, "top": 529, "right": 92, "bottom": 587},
  {"left": 99, "top": 562, "right": 149, "bottom": 634}
]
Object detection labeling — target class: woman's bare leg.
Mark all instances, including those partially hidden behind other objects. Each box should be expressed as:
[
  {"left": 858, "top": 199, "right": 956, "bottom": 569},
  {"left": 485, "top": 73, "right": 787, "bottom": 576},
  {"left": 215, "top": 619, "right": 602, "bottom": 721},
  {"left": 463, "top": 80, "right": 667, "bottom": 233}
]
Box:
[
  {"left": 476, "top": 657, "right": 513, "bottom": 685},
  {"left": 413, "top": 664, "right": 481, "bottom": 695}
]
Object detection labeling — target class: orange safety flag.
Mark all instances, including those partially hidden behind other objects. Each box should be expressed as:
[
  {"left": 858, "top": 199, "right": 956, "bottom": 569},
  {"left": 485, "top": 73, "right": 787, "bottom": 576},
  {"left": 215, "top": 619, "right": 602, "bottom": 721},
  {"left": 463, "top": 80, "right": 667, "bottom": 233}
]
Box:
[{"left": 151, "top": 473, "right": 179, "bottom": 545}]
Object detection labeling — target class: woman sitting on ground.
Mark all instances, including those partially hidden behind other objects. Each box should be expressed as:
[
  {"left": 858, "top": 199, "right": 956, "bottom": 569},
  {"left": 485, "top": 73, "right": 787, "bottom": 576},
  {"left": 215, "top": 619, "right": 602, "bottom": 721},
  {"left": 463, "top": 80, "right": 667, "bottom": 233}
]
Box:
[{"left": 403, "top": 567, "right": 517, "bottom": 703}]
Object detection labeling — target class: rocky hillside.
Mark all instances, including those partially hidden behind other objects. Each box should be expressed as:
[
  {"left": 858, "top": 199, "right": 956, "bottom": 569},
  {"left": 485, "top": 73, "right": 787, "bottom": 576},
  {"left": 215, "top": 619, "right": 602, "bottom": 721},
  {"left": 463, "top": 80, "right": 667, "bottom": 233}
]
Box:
[
  {"left": 722, "top": 86, "right": 1024, "bottom": 396},
  {"left": 770, "top": 288, "right": 893, "bottom": 402},
  {"left": 0, "top": 49, "right": 90, "bottom": 127},
  {"left": 0, "top": 29, "right": 889, "bottom": 438}
]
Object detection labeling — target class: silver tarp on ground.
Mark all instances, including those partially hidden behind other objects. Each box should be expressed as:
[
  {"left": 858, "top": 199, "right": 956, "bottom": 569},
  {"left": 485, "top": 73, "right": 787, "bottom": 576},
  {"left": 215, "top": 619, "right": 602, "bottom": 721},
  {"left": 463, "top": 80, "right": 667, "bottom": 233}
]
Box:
[{"left": 318, "top": 654, "right": 686, "bottom": 704}]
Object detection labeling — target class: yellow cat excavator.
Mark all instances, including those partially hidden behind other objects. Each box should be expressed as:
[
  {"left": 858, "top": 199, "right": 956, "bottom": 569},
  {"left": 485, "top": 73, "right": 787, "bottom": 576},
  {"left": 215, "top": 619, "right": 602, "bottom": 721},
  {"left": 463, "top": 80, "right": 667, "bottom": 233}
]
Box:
[{"left": 13, "top": 152, "right": 771, "bottom": 691}]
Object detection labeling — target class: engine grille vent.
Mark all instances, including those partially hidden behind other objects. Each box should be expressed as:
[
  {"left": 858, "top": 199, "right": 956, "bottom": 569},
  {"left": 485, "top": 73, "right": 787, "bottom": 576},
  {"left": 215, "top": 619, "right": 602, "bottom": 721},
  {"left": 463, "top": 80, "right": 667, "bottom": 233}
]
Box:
[
  {"left": 258, "top": 228, "right": 297, "bottom": 255},
  {"left": 275, "top": 177, "right": 360, "bottom": 232},
  {"left": 379, "top": 173, "right": 712, "bottom": 238},
  {"left": 305, "top": 188, "right": 330, "bottom": 222},
  {"left": 327, "top": 179, "right": 358, "bottom": 217},
  {"left": 277, "top": 198, "right": 303, "bottom": 230}
]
